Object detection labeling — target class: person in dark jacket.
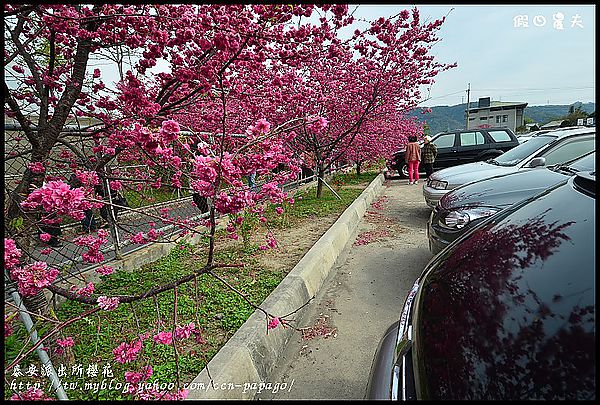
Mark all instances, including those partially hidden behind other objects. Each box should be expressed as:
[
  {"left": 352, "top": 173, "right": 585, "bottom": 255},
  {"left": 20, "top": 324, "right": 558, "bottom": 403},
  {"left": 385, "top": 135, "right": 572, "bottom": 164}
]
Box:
[
  {"left": 422, "top": 135, "right": 438, "bottom": 179},
  {"left": 69, "top": 174, "right": 98, "bottom": 232}
]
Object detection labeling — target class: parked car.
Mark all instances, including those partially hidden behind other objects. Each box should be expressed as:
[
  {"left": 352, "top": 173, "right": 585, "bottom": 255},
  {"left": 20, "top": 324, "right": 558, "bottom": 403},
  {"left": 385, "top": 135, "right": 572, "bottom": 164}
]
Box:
[
  {"left": 422, "top": 126, "right": 595, "bottom": 208},
  {"left": 516, "top": 129, "right": 555, "bottom": 143},
  {"left": 427, "top": 150, "right": 595, "bottom": 255},
  {"left": 387, "top": 127, "right": 518, "bottom": 179},
  {"left": 367, "top": 171, "right": 596, "bottom": 400}
]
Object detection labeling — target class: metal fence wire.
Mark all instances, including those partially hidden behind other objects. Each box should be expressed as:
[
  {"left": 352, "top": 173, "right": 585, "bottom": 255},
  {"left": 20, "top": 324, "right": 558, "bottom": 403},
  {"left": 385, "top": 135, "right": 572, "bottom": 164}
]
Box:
[{"left": 4, "top": 123, "right": 328, "bottom": 283}]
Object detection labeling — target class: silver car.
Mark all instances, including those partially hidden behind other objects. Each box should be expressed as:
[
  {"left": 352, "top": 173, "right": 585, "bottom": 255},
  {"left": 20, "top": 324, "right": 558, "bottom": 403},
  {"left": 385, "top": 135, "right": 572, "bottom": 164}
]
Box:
[{"left": 423, "top": 126, "right": 595, "bottom": 208}]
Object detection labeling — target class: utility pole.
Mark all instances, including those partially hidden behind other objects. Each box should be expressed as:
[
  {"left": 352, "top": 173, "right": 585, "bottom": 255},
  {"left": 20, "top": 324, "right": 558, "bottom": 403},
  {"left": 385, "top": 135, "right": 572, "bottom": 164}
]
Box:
[{"left": 465, "top": 83, "right": 471, "bottom": 129}]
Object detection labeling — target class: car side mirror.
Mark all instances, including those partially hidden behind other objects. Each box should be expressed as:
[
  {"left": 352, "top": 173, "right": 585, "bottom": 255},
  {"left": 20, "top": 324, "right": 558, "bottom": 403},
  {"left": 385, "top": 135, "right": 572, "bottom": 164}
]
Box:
[{"left": 529, "top": 157, "right": 546, "bottom": 168}]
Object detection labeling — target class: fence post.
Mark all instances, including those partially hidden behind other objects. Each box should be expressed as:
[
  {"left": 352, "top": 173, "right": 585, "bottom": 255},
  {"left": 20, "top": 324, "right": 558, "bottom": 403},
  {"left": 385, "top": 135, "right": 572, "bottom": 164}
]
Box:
[
  {"left": 5, "top": 271, "right": 69, "bottom": 400},
  {"left": 103, "top": 179, "right": 122, "bottom": 260}
]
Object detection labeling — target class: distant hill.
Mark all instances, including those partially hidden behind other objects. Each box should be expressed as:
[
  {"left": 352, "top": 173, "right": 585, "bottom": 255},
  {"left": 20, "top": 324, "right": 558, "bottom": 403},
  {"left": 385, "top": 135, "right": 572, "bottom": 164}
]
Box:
[{"left": 409, "top": 102, "right": 595, "bottom": 135}]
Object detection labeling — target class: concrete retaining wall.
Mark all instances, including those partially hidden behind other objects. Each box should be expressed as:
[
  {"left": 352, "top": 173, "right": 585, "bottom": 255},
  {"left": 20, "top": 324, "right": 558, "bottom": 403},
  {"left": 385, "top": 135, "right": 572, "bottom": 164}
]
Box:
[{"left": 186, "top": 173, "right": 385, "bottom": 399}]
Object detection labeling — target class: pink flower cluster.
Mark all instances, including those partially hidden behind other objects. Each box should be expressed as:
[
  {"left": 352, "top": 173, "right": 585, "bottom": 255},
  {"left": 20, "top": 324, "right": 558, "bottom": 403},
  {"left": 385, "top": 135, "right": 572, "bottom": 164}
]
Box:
[
  {"left": 124, "top": 365, "right": 153, "bottom": 385},
  {"left": 260, "top": 182, "right": 287, "bottom": 205},
  {"left": 97, "top": 296, "right": 120, "bottom": 311},
  {"left": 153, "top": 331, "right": 173, "bottom": 345},
  {"left": 129, "top": 228, "right": 162, "bottom": 245},
  {"left": 20, "top": 180, "right": 95, "bottom": 221},
  {"left": 27, "top": 161, "right": 46, "bottom": 174},
  {"left": 96, "top": 265, "right": 114, "bottom": 276},
  {"left": 109, "top": 180, "right": 123, "bottom": 191},
  {"left": 175, "top": 322, "right": 196, "bottom": 340},
  {"left": 10, "top": 261, "right": 59, "bottom": 297},
  {"left": 268, "top": 317, "right": 280, "bottom": 330},
  {"left": 75, "top": 170, "right": 100, "bottom": 187},
  {"left": 10, "top": 387, "right": 53, "bottom": 401},
  {"left": 307, "top": 116, "right": 328, "bottom": 134},
  {"left": 5, "top": 314, "right": 13, "bottom": 338},
  {"left": 245, "top": 118, "right": 271, "bottom": 138},
  {"left": 4, "top": 239, "right": 22, "bottom": 269},
  {"left": 70, "top": 282, "right": 95, "bottom": 297},
  {"left": 113, "top": 338, "right": 143, "bottom": 364},
  {"left": 153, "top": 322, "right": 197, "bottom": 345},
  {"left": 73, "top": 229, "right": 108, "bottom": 263},
  {"left": 159, "top": 119, "right": 180, "bottom": 143},
  {"left": 57, "top": 336, "right": 74, "bottom": 348}
]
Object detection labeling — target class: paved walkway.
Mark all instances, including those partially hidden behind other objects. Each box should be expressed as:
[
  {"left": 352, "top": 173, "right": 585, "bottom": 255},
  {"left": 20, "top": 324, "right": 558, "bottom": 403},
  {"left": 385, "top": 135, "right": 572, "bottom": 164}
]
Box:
[{"left": 257, "top": 176, "right": 433, "bottom": 400}]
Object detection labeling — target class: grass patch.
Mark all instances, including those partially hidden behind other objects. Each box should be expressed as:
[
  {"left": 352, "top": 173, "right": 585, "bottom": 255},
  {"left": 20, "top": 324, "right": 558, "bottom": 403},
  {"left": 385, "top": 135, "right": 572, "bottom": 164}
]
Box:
[
  {"left": 4, "top": 170, "right": 379, "bottom": 400},
  {"left": 124, "top": 187, "right": 190, "bottom": 209}
]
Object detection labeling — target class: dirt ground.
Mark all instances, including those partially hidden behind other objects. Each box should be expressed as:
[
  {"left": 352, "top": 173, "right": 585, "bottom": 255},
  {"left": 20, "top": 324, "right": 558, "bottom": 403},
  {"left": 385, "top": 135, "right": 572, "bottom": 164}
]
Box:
[{"left": 254, "top": 183, "right": 370, "bottom": 275}]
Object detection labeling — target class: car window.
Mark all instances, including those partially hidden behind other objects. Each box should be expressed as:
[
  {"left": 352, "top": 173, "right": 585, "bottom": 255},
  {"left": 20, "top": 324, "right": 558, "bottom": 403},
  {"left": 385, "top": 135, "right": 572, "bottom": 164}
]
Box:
[
  {"left": 568, "top": 152, "right": 596, "bottom": 172},
  {"left": 493, "top": 135, "right": 556, "bottom": 166},
  {"left": 459, "top": 131, "right": 485, "bottom": 147},
  {"left": 488, "top": 130, "right": 513, "bottom": 142},
  {"left": 433, "top": 133, "right": 455, "bottom": 148},
  {"left": 537, "top": 137, "right": 596, "bottom": 166}
]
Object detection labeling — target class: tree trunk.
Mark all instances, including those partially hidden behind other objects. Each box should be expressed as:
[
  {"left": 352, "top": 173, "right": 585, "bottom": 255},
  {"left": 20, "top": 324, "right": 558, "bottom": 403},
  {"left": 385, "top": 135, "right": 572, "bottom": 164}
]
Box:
[
  {"left": 316, "top": 164, "right": 325, "bottom": 198},
  {"left": 356, "top": 161, "right": 362, "bottom": 176}
]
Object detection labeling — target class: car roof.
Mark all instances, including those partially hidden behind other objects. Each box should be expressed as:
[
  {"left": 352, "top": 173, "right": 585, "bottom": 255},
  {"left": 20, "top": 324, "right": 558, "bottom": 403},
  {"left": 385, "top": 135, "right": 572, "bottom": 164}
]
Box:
[
  {"left": 530, "top": 126, "right": 595, "bottom": 140},
  {"left": 434, "top": 127, "right": 512, "bottom": 136}
]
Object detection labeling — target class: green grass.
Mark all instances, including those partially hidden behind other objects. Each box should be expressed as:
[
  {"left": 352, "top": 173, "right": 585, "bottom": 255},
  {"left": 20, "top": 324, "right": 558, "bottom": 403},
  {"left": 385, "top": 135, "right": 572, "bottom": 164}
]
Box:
[
  {"left": 4, "top": 170, "right": 379, "bottom": 400},
  {"left": 123, "top": 187, "right": 190, "bottom": 209}
]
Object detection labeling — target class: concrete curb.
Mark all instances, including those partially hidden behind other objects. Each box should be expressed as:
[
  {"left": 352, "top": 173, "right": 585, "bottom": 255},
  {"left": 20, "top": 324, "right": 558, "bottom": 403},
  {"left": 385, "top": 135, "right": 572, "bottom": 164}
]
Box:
[{"left": 186, "top": 173, "right": 385, "bottom": 399}]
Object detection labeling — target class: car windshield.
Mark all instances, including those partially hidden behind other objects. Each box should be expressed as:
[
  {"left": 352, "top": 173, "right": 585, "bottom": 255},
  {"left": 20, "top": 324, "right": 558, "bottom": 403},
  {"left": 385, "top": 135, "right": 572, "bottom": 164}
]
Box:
[
  {"left": 491, "top": 135, "right": 556, "bottom": 166},
  {"left": 552, "top": 151, "right": 596, "bottom": 174}
]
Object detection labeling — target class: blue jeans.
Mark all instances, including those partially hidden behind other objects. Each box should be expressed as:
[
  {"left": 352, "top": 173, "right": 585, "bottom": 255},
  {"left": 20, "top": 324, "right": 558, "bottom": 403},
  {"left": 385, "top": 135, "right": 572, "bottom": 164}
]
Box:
[{"left": 247, "top": 173, "right": 256, "bottom": 192}]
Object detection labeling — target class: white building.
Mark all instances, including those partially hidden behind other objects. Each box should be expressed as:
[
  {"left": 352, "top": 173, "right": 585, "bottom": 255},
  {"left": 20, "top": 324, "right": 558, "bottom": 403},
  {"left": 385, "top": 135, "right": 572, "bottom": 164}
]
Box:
[{"left": 466, "top": 97, "right": 528, "bottom": 133}]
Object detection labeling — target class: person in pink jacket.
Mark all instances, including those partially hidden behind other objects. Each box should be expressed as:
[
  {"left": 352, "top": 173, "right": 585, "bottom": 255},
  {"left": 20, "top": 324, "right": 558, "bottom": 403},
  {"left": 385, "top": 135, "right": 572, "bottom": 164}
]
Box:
[{"left": 404, "top": 135, "right": 421, "bottom": 185}]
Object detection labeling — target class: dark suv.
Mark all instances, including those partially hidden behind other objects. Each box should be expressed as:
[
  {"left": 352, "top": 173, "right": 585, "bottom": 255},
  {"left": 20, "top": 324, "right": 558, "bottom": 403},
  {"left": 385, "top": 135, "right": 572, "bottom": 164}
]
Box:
[
  {"left": 387, "top": 127, "right": 519, "bottom": 178},
  {"left": 367, "top": 171, "right": 596, "bottom": 399}
]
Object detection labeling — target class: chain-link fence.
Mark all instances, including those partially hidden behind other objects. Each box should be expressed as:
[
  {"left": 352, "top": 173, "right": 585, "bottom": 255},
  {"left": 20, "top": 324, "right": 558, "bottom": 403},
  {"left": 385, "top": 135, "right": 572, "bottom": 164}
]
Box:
[{"left": 4, "top": 123, "right": 326, "bottom": 284}]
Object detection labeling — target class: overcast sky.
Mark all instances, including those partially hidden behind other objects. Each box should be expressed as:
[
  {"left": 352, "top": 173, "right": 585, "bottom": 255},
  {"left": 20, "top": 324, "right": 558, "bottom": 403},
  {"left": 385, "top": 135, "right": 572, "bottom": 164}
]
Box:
[
  {"left": 76, "top": 4, "right": 596, "bottom": 109},
  {"left": 350, "top": 4, "right": 595, "bottom": 107}
]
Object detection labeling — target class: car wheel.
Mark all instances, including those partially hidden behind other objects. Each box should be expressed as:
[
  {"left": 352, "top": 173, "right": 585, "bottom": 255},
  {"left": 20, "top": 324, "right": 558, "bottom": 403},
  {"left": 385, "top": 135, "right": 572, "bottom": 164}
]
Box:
[{"left": 399, "top": 163, "right": 409, "bottom": 179}]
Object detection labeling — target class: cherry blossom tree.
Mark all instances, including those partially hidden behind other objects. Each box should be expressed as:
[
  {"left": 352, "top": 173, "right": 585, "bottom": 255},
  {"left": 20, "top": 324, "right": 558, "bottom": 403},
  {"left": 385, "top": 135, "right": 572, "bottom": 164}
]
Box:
[
  {"left": 343, "top": 108, "right": 424, "bottom": 175},
  {"left": 284, "top": 7, "right": 456, "bottom": 197},
  {"left": 4, "top": 4, "right": 454, "bottom": 400}
]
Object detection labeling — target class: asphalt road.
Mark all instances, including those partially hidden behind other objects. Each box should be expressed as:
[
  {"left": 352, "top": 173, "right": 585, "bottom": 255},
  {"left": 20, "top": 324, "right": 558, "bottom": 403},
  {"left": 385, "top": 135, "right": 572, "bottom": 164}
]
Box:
[{"left": 257, "top": 175, "right": 433, "bottom": 400}]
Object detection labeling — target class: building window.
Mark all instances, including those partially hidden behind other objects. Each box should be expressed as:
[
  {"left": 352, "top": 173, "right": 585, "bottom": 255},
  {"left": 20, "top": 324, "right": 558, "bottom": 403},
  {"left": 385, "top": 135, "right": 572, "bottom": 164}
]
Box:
[
  {"left": 480, "top": 116, "right": 487, "bottom": 121},
  {"left": 496, "top": 116, "right": 501, "bottom": 124},
  {"left": 502, "top": 115, "right": 508, "bottom": 123}
]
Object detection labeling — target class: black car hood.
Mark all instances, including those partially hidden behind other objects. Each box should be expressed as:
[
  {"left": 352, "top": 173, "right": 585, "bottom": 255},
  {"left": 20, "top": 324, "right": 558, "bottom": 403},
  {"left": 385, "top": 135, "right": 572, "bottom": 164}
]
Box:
[
  {"left": 412, "top": 179, "right": 596, "bottom": 400},
  {"left": 439, "top": 169, "right": 569, "bottom": 210}
]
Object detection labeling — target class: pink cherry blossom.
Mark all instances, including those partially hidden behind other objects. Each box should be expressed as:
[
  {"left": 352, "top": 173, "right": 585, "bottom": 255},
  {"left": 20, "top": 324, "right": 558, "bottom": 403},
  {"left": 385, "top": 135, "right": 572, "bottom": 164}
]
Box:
[
  {"left": 267, "top": 317, "right": 280, "bottom": 330},
  {"left": 153, "top": 331, "right": 173, "bottom": 345},
  {"left": 57, "top": 336, "right": 74, "bottom": 348},
  {"left": 113, "top": 338, "right": 143, "bottom": 364},
  {"left": 71, "top": 282, "right": 95, "bottom": 297},
  {"left": 5, "top": 314, "right": 13, "bottom": 338},
  {"left": 20, "top": 180, "right": 95, "bottom": 221},
  {"left": 109, "top": 180, "right": 122, "bottom": 191},
  {"left": 174, "top": 322, "right": 196, "bottom": 340},
  {"left": 10, "top": 387, "right": 53, "bottom": 401},
  {"left": 4, "top": 239, "right": 22, "bottom": 269},
  {"left": 96, "top": 265, "right": 114, "bottom": 276},
  {"left": 97, "top": 296, "right": 120, "bottom": 311},
  {"left": 27, "top": 161, "right": 46, "bottom": 173},
  {"left": 10, "top": 261, "right": 59, "bottom": 297}
]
